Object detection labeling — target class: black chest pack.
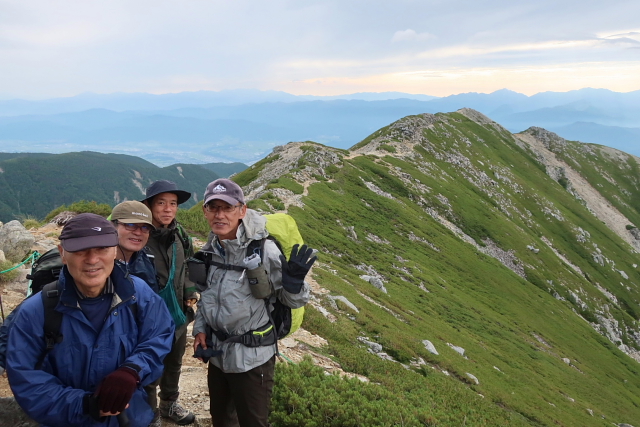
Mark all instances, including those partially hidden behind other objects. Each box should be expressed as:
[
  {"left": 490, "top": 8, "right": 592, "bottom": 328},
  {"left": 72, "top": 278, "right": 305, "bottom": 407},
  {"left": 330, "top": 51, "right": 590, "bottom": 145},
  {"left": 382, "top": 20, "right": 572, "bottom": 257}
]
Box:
[{"left": 189, "top": 236, "right": 293, "bottom": 348}]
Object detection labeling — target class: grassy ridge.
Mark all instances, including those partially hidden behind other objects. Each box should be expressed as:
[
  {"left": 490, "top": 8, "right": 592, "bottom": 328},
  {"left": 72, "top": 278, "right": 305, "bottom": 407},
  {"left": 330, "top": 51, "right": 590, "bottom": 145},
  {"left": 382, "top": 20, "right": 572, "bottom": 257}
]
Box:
[{"left": 227, "top": 112, "right": 640, "bottom": 426}]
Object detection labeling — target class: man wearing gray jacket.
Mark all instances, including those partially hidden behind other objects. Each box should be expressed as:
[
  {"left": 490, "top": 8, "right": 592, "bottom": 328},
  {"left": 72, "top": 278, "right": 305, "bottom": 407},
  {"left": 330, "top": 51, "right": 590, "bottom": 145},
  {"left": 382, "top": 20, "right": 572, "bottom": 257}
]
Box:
[{"left": 193, "top": 179, "right": 314, "bottom": 427}]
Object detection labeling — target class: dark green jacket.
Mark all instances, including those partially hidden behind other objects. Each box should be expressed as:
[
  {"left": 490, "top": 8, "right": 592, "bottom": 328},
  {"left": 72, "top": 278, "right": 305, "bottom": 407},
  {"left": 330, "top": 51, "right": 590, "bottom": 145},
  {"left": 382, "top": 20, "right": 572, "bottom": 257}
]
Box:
[{"left": 146, "top": 220, "right": 196, "bottom": 333}]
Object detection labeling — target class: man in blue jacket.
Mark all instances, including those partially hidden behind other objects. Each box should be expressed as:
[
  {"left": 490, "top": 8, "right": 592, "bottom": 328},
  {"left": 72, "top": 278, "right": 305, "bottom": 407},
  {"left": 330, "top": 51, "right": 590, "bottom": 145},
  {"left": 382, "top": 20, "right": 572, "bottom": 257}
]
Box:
[{"left": 6, "top": 213, "right": 175, "bottom": 427}]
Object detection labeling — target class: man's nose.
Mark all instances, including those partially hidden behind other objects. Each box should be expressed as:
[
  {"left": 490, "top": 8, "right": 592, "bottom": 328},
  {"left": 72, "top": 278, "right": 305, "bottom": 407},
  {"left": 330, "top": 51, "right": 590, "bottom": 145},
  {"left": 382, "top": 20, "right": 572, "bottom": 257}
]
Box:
[{"left": 86, "top": 249, "right": 101, "bottom": 263}]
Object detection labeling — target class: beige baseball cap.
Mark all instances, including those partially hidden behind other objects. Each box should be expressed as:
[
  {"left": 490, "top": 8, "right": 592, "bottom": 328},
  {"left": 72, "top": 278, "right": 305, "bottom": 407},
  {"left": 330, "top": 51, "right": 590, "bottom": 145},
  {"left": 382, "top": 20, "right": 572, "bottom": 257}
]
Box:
[{"left": 111, "top": 201, "right": 155, "bottom": 228}]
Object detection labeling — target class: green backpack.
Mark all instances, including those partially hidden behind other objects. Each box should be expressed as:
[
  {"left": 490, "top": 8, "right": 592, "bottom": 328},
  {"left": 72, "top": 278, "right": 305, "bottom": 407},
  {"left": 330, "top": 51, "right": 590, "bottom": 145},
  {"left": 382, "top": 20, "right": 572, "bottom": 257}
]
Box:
[
  {"left": 262, "top": 213, "right": 305, "bottom": 337},
  {"left": 189, "top": 213, "right": 306, "bottom": 342}
]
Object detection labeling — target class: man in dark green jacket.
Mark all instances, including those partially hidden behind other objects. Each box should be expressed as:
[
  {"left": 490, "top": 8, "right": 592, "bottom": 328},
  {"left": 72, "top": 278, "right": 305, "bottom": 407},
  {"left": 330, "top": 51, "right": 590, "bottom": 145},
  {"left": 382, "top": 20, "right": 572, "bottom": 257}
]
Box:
[{"left": 142, "top": 180, "right": 197, "bottom": 426}]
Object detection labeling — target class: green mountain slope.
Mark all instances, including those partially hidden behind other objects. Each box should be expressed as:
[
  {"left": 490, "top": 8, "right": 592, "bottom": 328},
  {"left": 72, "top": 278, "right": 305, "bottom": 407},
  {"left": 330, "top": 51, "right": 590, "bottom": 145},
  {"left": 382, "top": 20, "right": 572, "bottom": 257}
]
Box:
[
  {"left": 0, "top": 151, "right": 222, "bottom": 222},
  {"left": 228, "top": 109, "right": 640, "bottom": 426}
]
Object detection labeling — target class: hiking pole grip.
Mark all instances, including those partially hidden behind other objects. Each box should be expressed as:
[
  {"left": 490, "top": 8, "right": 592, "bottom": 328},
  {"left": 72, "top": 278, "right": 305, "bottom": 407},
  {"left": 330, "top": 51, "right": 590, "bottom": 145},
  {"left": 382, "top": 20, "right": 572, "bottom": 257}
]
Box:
[{"left": 117, "top": 412, "right": 130, "bottom": 427}]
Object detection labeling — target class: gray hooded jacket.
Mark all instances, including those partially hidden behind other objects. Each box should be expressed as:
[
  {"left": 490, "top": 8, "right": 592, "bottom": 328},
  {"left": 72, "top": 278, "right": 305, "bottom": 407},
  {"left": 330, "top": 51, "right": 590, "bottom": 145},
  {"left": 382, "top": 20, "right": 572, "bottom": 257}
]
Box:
[{"left": 192, "top": 209, "right": 310, "bottom": 373}]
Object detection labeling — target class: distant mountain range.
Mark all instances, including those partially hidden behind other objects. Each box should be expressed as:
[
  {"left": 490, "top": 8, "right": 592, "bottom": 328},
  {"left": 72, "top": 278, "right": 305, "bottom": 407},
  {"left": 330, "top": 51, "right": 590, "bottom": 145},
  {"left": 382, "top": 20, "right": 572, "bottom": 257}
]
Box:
[
  {"left": 0, "top": 152, "right": 247, "bottom": 222},
  {"left": 0, "top": 88, "right": 638, "bottom": 164}
]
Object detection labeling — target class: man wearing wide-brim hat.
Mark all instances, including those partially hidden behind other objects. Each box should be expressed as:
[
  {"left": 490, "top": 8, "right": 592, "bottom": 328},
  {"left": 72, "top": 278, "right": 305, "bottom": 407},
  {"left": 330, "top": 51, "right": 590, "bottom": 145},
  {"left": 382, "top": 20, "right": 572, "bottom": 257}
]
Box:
[{"left": 141, "top": 180, "right": 197, "bottom": 426}]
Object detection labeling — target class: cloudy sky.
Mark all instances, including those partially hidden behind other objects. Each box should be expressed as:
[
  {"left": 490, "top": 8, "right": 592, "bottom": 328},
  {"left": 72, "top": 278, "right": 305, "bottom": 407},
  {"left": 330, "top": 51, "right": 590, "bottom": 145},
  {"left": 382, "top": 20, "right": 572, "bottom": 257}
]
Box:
[{"left": 1, "top": 0, "right": 639, "bottom": 99}]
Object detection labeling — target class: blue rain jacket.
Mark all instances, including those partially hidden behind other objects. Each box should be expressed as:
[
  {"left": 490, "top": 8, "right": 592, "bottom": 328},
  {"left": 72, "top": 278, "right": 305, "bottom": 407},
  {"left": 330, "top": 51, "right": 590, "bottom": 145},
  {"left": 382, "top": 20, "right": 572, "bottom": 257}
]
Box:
[
  {"left": 6, "top": 264, "right": 175, "bottom": 427},
  {"left": 115, "top": 248, "right": 159, "bottom": 294}
]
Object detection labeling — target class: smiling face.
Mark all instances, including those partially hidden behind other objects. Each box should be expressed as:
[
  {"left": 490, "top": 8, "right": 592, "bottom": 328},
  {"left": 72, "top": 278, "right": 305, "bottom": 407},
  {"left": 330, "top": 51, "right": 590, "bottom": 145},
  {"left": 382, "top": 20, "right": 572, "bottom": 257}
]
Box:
[
  {"left": 58, "top": 245, "right": 116, "bottom": 298},
  {"left": 149, "top": 192, "right": 179, "bottom": 228},
  {"left": 115, "top": 221, "right": 151, "bottom": 261},
  {"left": 203, "top": 200, "right": 247, "bottom": 241}
]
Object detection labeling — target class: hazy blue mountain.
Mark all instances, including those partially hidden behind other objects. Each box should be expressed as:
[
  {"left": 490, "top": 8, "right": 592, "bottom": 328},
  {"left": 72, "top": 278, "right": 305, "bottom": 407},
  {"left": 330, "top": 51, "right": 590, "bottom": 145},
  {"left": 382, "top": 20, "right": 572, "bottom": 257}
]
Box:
[
  {"left": 550, "top": 122, "right": 640, "bottom": 156},
  {"left": 0, "top": 89, "right": 439, "bottom": 116},
  {"left": 198, "top": 162, "right": 248, "bottom": 177},
  {"left": 0, "top": 88, "right": 638, "bottom": 165}
]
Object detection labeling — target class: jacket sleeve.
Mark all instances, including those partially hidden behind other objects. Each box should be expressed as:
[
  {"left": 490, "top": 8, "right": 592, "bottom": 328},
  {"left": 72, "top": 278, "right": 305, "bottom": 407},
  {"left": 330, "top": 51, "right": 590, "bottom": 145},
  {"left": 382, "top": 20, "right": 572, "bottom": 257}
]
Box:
[
  {"left": 6, "top": 297, "right": 90, "bottom": 427},
  {"left": 125, "top": 278, "right": 175, "bottom": 386},
  {"left": 265, "top": 239, "right": 310, "bottom": 309},
  {"left": 192, "top": 300, "right": 207, "bottom": 336}
]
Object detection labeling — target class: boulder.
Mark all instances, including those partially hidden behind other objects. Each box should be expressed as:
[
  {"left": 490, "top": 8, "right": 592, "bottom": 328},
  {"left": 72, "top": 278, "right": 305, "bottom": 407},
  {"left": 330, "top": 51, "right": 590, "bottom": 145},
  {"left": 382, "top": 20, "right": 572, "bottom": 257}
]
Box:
[
  {"left": 465, "top": 373, "right": 479, "bottom": 385},
  {"left": 447, "top": 342, "right": 466, "bottom": 357},
  {"left": 360, "top": 275, "right": 387, "bottom": 293},
  {"left": 0, "top": 221, "right": 35, "bottom": 262},
  {"left": 422, "top": 340, "right": 439, "bottom": 355},
  {"left": 327, "top": 296, "right": 359, "bottom": 313},
  {"left": 358, "top": 337, "right": 383, "bottom": 353}
]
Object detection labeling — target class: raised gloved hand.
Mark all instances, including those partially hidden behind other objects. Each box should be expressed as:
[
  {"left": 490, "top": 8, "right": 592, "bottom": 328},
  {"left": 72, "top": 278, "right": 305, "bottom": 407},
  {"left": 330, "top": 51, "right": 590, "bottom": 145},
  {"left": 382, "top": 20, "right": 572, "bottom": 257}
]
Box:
[
  {"left": 95, "top": 366, "right": 139, "bottom": 414},
  {"left": 280, "top": 244, "right": 317, "bottom": 294}
]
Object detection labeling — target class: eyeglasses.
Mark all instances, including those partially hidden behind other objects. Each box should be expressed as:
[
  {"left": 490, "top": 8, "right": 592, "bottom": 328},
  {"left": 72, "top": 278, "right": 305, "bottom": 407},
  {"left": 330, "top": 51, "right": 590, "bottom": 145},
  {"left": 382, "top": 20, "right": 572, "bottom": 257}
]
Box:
[
  {"left": 116, "top": 221, "right": 152, "bottom": 233},
  {"left": 204, "top": 203, "right": 242, "bottom": 213}
]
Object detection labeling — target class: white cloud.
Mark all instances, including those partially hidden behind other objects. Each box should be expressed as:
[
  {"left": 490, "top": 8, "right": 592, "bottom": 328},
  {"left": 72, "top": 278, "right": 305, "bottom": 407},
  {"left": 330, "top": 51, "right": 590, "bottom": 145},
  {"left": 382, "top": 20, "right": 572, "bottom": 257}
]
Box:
[
  {"left": 391, "top": 29, "right": 435, "bottom": 43},
  {"left": 1, "top": 0, "right": 640, "bottom": 98}
]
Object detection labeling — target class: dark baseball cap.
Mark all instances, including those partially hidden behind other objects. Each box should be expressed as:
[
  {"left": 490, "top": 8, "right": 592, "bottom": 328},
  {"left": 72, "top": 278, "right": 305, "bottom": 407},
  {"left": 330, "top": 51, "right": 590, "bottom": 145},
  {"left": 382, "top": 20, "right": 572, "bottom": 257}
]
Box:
[
  {"left": 59, "top": 213, "right": 118, "bottom": 252},
  {"left": 203, "top": 179, "right": 245, "bottom": 206},
  {"left": 141, "top": 180, "right": 191, "bottom": 205}
]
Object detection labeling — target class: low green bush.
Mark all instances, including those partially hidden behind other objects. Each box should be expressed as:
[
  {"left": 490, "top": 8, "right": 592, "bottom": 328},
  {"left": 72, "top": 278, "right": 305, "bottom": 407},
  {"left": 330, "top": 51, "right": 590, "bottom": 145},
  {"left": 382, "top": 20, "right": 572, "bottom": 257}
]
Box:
[
  {"left": 44, "top": 200, "right": 112, "bottom": 222},
  {"left": 0, "top": 260, "right": 21, "bottom": 283},
  {"left": 247, "top": 199, "right": 271, "bottom": 212},
  {"left": 267, "top": 177, "right": 304, "bottom": 194}
]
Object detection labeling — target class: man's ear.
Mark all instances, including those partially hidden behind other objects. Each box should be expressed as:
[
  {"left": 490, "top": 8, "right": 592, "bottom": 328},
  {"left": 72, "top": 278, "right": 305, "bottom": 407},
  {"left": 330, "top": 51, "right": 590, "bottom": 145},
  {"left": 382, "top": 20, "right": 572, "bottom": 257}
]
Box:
[
  {"left": 238, "top": 204, "right": 248, "bottom": 220},
  {"left": 57, "top": 244, "right": 67, "bottom": 265}
]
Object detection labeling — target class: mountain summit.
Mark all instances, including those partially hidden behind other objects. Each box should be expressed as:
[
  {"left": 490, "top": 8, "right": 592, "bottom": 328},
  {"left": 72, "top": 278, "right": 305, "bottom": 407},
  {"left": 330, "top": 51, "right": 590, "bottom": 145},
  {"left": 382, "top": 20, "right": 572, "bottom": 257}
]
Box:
[{"left": 228, "top": 108, "right": 640, "bottom": 425}]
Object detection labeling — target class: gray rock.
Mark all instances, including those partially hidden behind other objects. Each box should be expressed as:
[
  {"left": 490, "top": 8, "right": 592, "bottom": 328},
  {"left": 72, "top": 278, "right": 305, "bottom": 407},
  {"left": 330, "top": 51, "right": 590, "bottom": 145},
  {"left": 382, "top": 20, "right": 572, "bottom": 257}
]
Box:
[
  {"left": 562, "top": 358, "right": 571, "bottom": 364},
  {"left": 0, "top": 397, "right": 38, "bottom": 426},
  {"left": 358, "top": 337, "right": 383, "bottom": 353},
  {"left": 422, "top": 340, "right": 439, "bottom": 355},
  {"left": 360, "top": 275, "right": 388, "bottom": 293},
  {"left": 0, "top": 249, "right": 5, "bottom": 263},
  {"left": 327, "top": 295, "right": 359, "bottom": 312},
  {"left": 465, "top": 372, "right": 479, "bottom": 384},
  {"left": 447, "top": 342, "right": 466, "bottom": 357},
  {"left": 0, "top": 221, "right": 35, "bottom": 262}
]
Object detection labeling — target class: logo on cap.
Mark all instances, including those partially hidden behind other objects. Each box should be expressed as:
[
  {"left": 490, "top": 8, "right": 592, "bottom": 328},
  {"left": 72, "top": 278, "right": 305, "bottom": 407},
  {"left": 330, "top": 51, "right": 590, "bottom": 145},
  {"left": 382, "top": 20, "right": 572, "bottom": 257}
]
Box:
[
  {"left": 92, "top": 227, "right": 102, "bottom": 231},
  {"left": 212, "top": 184, "right": 227, "bottom": 193}
]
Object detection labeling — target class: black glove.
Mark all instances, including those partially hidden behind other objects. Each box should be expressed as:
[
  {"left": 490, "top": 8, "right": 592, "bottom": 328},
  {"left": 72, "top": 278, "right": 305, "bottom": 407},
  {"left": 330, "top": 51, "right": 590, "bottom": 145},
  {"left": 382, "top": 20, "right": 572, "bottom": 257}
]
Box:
[
  {"left": 193, "top": 335, "right": 223, "bottom": 360},
  {"left": 95, "top": 366, "right": 140, "bottom": 414},
  {"left": 280, "top": 244, "right": 317, "bottom": 294}
]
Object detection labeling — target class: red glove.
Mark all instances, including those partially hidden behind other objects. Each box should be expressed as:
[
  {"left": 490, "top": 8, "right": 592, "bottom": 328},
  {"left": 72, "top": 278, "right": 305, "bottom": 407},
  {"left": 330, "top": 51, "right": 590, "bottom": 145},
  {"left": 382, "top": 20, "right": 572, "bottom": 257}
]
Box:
[{"left": 96, "top": 366, "right": 140, "bottom": 414}]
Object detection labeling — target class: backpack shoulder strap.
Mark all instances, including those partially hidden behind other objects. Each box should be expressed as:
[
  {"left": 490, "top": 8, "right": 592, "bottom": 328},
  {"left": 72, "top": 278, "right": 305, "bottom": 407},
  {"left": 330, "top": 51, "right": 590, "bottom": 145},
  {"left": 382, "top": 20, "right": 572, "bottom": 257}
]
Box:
[
  {"left": 41, "top": 281, "right": 63, "bottom": 350},
  {"left": 176, "top": 223, "right": 194, "bottom": 258}
]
